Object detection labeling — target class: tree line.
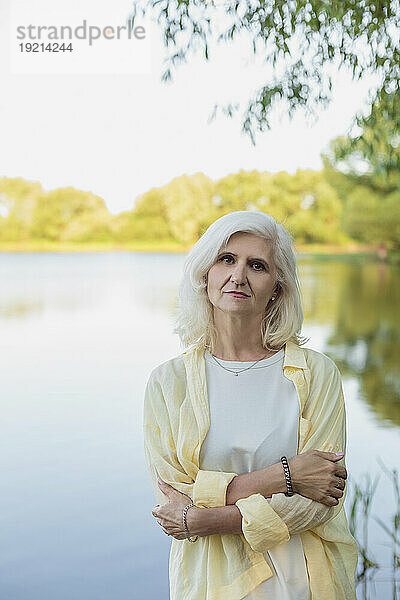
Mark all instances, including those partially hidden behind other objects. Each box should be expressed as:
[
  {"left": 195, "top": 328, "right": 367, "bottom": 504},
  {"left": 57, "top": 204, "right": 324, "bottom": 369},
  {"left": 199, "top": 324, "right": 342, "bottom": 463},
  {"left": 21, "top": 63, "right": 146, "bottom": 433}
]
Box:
[{"left": 0, "top": 162, "right": 398, "bottom": 250}]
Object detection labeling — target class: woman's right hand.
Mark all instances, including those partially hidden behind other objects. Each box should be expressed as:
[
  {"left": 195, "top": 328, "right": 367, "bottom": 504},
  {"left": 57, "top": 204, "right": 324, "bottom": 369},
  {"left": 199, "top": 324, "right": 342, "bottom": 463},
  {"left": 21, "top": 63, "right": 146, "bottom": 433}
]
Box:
[{"left": 288, "top": 450, "right": 347, "bottom": 506}]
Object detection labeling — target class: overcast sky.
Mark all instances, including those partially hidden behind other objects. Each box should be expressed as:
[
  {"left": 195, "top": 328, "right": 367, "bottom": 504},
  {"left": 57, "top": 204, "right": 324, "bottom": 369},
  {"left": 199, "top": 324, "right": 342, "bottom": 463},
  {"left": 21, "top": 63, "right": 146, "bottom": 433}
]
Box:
[{"left": 1, "top": 0, "right": 381, "bottom": 215}]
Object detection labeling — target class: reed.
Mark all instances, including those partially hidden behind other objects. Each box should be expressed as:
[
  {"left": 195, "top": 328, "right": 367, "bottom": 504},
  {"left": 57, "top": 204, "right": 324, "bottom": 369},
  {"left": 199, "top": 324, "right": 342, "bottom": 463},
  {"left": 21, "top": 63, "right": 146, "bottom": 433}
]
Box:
[{"left": 348, "top": 460, "right": 400, "bottom": 599}]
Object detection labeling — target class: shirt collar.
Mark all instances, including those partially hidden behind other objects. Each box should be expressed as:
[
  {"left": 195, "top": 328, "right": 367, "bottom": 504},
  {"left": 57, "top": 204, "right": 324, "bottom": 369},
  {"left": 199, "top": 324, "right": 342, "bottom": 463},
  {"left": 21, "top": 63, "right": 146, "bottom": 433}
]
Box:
[
  {"left": 283, "top": 340, "right": 308, "bottom": 369},
  {"left": 184, "top": 339, "right": 308, "bottom": 370}
]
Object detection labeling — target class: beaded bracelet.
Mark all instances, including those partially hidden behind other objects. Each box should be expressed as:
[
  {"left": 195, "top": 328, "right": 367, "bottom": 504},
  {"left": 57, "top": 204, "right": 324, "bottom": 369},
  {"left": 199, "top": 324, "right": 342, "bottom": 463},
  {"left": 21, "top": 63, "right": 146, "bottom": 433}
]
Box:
[
  {"left": 280, "top": 456, "right": 294, "bottom": 497},
  {"left": 183, "top": 503, "right": 199, "bottom": 542}
]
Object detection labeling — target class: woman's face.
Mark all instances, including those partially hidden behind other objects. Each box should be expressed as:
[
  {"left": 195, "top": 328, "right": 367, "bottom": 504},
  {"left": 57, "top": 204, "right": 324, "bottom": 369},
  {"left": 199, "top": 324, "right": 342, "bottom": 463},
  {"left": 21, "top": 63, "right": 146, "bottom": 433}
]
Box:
[{"left": 206, "top": 231, "right": 277, "bottom": 319}]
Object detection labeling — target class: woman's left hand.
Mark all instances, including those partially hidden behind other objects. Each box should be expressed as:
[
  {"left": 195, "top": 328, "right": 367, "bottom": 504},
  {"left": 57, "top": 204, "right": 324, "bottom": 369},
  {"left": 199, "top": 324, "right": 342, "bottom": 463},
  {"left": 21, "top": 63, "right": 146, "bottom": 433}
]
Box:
[{"left": 151, "top": 478, "right": 197, "bottom": 540}]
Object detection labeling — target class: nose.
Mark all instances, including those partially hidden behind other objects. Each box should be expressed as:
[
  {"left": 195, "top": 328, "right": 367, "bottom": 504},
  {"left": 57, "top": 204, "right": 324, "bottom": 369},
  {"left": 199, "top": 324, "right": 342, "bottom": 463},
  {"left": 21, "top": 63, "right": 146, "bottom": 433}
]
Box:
[{"left": 230, "top": 262, "right": 247, "bottom": 284}]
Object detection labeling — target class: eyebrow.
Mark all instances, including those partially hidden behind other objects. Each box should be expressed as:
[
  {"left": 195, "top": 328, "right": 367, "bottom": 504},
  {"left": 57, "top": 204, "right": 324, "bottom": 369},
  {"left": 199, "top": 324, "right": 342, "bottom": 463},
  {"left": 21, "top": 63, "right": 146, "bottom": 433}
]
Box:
[{"left": 218, "top": 251, "right": 271, "bottom": 269}]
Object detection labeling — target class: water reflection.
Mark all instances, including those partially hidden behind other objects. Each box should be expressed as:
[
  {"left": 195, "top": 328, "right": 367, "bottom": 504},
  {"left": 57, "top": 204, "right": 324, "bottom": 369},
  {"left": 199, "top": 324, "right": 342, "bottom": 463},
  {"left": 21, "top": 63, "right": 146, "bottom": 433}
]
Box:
[{"left": 300, "top": 258, "right": 400, "bottom": 427}]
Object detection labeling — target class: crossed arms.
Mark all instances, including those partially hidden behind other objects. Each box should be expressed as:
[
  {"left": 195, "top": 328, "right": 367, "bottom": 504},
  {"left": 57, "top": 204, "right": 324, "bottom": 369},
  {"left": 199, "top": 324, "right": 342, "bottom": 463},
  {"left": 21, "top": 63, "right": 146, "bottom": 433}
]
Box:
[{"left": 144, "top": 361, "right": 347, "bottom": 553}]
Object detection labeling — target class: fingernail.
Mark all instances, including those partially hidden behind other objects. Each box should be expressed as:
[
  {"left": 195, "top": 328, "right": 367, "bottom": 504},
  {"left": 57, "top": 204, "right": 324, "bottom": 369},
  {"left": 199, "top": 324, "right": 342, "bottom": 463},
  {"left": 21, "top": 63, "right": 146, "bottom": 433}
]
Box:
[{"left": 335, "top": 452, "right": 344, "bottom": 456}]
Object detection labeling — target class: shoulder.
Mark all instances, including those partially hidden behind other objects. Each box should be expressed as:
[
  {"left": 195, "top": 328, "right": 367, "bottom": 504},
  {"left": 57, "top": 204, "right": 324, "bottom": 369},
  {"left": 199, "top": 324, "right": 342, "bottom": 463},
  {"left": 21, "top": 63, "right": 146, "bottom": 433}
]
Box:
[
  {"left": 301, "top": 346, "right": 342, "bottom": 383},
  {"left": 299, "top": 347, "right": 344, "bottom": 414},
  {"left": 302, "top": 347, "right": 340, "bottom": 374},
  {"left": 147, "top": 352, "right": 187, "bottom": 387},
  {"left": 144, "top": 354, "right": 188, "bottom": 418}
]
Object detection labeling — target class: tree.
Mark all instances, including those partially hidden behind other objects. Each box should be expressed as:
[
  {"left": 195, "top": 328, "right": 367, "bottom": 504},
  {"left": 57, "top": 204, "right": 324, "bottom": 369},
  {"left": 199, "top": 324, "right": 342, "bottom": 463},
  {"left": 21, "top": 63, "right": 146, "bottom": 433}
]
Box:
[
  {"left": 213, "top": 168, "right": 347, "bottom": 243},
  {"left": 159, "top": 172, "right": 216, "bottom": 243},
  {"left": 321, "top": 87, "right": 400, "bottom": 249},
  {"left": 0, "top": 177, "right": 44, "bottom": 241},
  {"left": 340, "top": 185, "right": 400, "bottom": 249},
  {"left": 323, "top": 88, "right": 400, "bottom": 187},
  {"left": 129, "top": 0, "right": 400, "bottom": 167},
  {"left": 30, "top": 188, "right": 113, "bottom": 242},
  {"left": 111, "top": 188, "right": 174, "bottom": 241}
]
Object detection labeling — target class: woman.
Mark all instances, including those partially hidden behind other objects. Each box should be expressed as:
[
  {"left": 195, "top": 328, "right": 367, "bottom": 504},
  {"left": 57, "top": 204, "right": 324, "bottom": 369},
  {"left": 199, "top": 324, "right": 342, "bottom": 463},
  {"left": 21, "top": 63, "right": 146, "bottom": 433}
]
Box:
[{"left": 144, "top": 211, "right": 358, "bottom": 600}]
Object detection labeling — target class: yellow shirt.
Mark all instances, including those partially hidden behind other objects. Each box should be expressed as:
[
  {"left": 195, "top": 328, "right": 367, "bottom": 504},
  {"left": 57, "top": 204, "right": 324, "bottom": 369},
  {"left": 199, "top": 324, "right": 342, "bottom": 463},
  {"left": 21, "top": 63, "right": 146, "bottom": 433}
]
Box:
[{"left": 143, "top": 341, "right": 358, "bottom": 600}]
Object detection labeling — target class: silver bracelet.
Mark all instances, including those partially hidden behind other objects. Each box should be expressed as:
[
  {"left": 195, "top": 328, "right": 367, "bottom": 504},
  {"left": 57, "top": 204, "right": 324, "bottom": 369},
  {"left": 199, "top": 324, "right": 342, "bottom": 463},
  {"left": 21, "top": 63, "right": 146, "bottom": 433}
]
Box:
[{"left": 182, "top": 503, "right": 199, "bottom": 542}]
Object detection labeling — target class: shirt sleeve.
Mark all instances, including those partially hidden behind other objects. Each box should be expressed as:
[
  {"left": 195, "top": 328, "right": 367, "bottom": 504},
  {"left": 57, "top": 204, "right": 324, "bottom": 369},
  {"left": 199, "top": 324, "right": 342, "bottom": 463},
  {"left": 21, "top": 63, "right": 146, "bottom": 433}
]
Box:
[
  {"left": 143, "top": 371, "right": 237, "bottom": 508},
  {"left": 268, "top": 493, "right": 335, "bottom": 533},
  {"left": 192, "top": 469, "right": 238, "bottom": 508},
  {"left": 234, "top": 360, "right": 347, "bottom": 554}
]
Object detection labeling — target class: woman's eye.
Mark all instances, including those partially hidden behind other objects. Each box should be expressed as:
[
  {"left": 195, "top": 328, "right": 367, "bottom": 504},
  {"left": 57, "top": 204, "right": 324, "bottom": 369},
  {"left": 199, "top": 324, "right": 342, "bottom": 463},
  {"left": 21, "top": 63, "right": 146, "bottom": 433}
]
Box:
[
  {"left": 252, "top": 262, "right": 265, "bottom": 271},
  {"left": 219, "top": 255, "right": 233, "bottom": 263}
]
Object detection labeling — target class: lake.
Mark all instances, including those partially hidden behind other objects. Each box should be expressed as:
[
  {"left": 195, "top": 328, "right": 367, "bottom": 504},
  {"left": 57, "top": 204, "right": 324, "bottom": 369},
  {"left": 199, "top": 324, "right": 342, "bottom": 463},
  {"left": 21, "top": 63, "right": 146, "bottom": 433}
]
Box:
[{"left": 0, "top": 251, "right": 399, "bottom": 600}]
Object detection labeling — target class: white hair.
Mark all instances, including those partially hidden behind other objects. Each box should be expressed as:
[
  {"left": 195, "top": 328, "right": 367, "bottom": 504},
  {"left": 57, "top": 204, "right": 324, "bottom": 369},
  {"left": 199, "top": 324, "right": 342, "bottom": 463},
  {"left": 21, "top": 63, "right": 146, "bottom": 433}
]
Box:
[{"left": 173, "top": 210, "right": 308, "bottom": 353}]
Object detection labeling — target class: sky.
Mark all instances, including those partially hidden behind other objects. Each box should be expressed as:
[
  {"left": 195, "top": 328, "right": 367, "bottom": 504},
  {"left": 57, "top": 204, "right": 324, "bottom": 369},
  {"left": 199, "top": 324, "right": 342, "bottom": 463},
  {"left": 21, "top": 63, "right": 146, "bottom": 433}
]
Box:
[{"left": 0, "top": 0, "right": 382, "bottom": 215}]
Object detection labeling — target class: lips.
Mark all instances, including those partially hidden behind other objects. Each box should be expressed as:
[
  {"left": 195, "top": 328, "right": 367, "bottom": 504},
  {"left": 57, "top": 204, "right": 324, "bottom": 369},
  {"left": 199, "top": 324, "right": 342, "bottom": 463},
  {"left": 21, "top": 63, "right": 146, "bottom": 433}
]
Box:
[{"left": 225, "top": 291, "right": 250, "bottom": 297}]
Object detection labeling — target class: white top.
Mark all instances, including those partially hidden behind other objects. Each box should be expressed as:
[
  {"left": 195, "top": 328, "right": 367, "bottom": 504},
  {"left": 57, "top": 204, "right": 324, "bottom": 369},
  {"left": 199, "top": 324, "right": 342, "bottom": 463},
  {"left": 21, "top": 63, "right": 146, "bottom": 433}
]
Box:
[{"left": 200, "top": 348, "right": 310, "bottom": 600}]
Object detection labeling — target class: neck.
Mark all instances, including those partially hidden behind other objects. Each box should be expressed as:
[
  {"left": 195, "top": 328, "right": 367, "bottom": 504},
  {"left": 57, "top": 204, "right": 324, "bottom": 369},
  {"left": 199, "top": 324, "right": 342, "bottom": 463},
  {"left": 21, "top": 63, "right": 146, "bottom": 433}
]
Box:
[{"left": 210, "top": 311, "right": 275, "bottom": 361}]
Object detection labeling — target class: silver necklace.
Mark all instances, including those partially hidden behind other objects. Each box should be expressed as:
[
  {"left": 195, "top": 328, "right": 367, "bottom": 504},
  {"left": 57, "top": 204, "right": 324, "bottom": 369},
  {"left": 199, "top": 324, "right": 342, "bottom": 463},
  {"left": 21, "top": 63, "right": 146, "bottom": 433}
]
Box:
[{"left": 209, "top": 352, "right": 272, "bottom": 376}]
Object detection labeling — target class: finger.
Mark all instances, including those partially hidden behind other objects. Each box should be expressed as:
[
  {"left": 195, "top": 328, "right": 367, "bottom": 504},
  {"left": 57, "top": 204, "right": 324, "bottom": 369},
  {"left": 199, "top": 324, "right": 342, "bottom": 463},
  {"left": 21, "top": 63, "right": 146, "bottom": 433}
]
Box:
[
  {"left": 335, "top": 467, "right": 347, "bottom": 479},
  {"left": 327, "top": 452, "right": 345, "bottom": 462},
  {"left": 330, "top": 486, "right": 344, "bottom": 499},
  {"left": 327, "top": 496, "right": 340, "bottom": 506},
  {"left": 320, "top": 495, "right": 339, "bottom": 507},
  {"left": 337, "top": 478, "right": 346, "bottom": 490},
  {"left": 313, "top": 450, "right": 345, "bottom": 462},
  {"left": 158, "top": 521, "right": 170, "bottom": 536},
  {"left": 334, "top": 475, "right": 345, "bottom": 488}
]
